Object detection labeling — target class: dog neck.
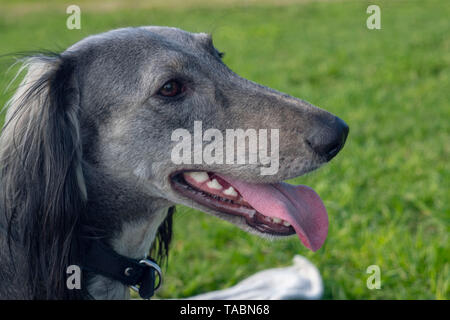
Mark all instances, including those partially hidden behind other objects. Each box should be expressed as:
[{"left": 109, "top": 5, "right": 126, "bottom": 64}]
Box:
[
  {"left": 86, "top": 207, "right": 169, "bottom": 300},
  {"left": 82, "top": 166, "right": 171, "bottom": 300}
]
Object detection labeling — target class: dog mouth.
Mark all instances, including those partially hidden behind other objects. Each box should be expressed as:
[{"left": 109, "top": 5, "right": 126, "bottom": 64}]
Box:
[{"left": 170, "top": 171, "right": 328, "bottom": 251}]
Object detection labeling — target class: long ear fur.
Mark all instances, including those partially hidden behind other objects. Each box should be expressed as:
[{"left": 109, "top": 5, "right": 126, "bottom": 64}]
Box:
[
  {"left": 149, "top": 206, "right": 174, "bottom": 267},
  {"left": 0, "top": 54, "right": 86, "bottom": 299}
]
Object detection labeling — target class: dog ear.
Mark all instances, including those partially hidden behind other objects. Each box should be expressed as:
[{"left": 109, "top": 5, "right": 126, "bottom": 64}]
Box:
[{"left": 0, "top": 54, "right": 86, "bottom": 299}]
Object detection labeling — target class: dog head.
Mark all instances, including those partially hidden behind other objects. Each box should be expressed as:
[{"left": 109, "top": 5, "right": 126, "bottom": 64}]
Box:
[{"left": 57, "top": 26, "right": 348, "bottom": 251}]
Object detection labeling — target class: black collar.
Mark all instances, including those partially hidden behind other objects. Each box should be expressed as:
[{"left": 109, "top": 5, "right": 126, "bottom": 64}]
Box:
[{"left": 80, "top": 240, "right": 162, "bottom": 299}]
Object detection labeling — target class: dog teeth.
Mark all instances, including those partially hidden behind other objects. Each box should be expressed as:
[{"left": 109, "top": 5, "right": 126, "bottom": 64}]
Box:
[
  {"left": 223, "top": 186, "right": 238, "bottom": 197},
  {"left": 185, "top": 171, "right": 209, "bottom": 183},
  {"left": 207, "top": 178, "right": 223, "bottom": 190},
  {"left": 263, "top": 216, "right": 290, "bottom": 227}
]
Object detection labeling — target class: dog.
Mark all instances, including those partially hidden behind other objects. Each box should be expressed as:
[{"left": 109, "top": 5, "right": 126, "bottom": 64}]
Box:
[{"left": 0, "top": 26, "right": 348, "bottom": 299}]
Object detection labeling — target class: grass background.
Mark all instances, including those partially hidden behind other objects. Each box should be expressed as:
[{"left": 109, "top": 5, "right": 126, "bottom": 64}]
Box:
[{"left": 0, "top": 0, "right": 448, "bottom": 299}]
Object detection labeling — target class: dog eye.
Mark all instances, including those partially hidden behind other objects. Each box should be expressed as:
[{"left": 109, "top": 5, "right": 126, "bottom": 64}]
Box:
[{"left": 158, "top": 80, "right": 185, "bottom": 97}]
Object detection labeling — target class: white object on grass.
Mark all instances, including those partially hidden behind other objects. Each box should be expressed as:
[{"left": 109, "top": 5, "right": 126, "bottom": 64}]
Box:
[{"left": 187, "top": 255, "right": 323, "bottom": 300}]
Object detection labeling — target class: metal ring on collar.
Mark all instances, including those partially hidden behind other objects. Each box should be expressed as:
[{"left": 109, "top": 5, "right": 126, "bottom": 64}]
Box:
[{"left": 130, "top": 259, "right": 163, "bottom": 296}]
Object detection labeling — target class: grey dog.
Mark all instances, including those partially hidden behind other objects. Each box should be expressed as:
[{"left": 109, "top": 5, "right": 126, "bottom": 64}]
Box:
[{"left": 0, "top": 26, "right": 348, "bottom": 299}]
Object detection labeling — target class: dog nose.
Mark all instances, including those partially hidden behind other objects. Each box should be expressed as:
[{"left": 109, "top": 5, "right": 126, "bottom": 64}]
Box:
[{"left": 306, "top": 116, "right": 349, "bottom": 161}]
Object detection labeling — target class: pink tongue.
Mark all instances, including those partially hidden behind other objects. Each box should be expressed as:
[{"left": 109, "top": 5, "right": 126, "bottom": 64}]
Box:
[{"left": 218, "top": 175, "right": 328, "bottom": 251}]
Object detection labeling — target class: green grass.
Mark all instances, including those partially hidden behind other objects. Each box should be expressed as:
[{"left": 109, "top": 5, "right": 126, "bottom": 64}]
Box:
[{"left": 0, "top": 0, "right": 448, "bottom": 299}]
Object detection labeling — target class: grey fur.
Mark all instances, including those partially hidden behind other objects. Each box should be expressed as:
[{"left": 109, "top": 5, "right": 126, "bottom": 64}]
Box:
[{"left": 0, "top": 26, "right": 347, "bottom": 299}]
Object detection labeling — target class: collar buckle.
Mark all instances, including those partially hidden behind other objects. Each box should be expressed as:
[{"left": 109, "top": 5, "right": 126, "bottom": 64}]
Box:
[{"left": 130, "top": 259, "right": 163, "bottom": 299}]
